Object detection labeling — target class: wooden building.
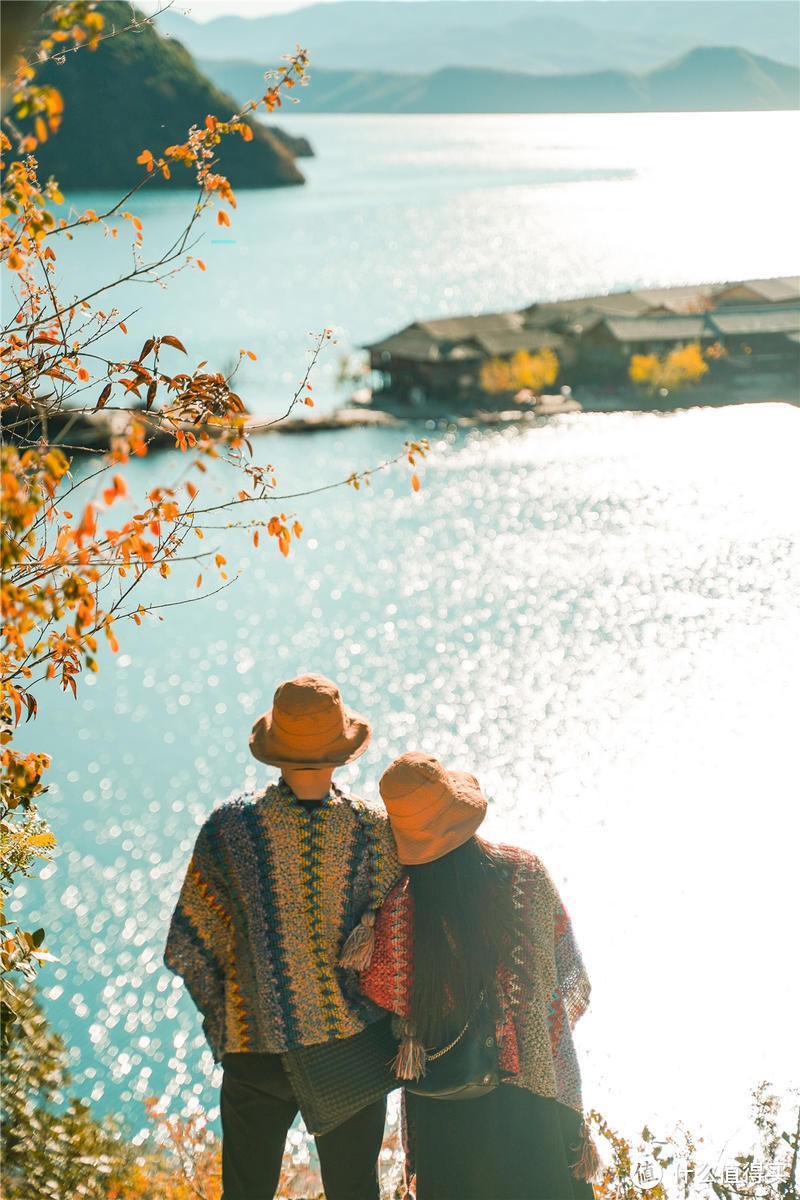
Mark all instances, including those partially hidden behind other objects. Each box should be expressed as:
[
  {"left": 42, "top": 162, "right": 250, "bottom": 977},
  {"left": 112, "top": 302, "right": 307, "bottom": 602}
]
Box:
[{"left": 364, "top": 277, "right": 800, "bottom": 405}]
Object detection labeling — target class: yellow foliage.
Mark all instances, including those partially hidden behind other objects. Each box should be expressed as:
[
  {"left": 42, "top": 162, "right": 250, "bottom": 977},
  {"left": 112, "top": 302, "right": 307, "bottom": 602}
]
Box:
[
  {"left": 480, "top": 347, "right": 560, "bottom": 394},
  {"left": 478, "top": 357, "right": 513, "bottom": 392},
  {"left": 629, "top": 342, "right": 709, "bottom": 392}
]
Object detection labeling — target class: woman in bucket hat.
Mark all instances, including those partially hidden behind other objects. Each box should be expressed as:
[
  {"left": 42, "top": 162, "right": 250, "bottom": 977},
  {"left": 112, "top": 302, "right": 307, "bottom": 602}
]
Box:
[
  {"left": 164, "top": 674, "right": 400, "bottom": 1200},
  {"left": 355, "top": 752, "right": 596, "bottom": 1200}
]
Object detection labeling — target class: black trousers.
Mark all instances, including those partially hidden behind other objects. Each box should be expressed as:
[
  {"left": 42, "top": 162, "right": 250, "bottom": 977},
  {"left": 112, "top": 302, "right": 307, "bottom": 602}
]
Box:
[
  {"left": 220, "top": 1052, "right": 387, "bottom": 1200},
  {"left": 405, "top": 1085, "right": 595, "bottom": 1200}
]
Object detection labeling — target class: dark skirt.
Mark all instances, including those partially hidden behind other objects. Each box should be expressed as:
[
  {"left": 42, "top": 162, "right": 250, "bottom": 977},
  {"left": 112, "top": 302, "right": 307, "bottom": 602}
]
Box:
[{"left": 405, "top": 1084, "right": 594, "bottom": 1200}]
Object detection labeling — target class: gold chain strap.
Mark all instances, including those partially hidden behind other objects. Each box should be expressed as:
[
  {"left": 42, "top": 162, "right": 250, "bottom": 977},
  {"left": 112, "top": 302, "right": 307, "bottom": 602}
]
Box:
[
  {"left": 426, "top": 990, "right": 486, "bottom": 1062},
  {"left": 427, "top": 1016, "right": 471, "bottom": 1061}
]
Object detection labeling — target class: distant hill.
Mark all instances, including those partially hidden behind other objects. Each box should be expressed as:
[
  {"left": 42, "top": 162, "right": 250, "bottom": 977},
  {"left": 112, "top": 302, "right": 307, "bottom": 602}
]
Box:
[
  {"left": 29, "top": 2, "right": 305, "bottom": 191},
  {"left": 199, "top": 47, "right": 800, "bottom": 115},
  {"left": 156, "top": 1, "right": 800, "bottom": 75}
]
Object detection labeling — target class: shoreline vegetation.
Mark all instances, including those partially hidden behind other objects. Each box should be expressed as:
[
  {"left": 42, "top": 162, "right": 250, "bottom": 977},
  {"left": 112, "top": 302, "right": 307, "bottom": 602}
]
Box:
[
  {"left": 4, "top": 786, "right": 798, "bottom": 1199},
  {"left": 3, "top": 986, "right": 799, "bottom": 1200}
]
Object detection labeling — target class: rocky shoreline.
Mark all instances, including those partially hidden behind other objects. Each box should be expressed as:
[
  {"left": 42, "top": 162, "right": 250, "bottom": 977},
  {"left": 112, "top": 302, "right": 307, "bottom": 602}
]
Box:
[{"left": 4, "top": 371, "right": 797, "bottom": 457}]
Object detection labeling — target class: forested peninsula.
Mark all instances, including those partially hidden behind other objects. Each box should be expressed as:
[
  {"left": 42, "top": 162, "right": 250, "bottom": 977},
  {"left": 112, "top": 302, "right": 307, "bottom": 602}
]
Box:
[{"left": 27, "top": 2, "right": 306, "bottom": 191}]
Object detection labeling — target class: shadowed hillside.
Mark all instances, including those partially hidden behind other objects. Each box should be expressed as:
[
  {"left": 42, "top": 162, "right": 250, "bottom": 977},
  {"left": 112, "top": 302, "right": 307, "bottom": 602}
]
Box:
[{"left": 28, "top": 2, "right": 305, "bottom": 191}]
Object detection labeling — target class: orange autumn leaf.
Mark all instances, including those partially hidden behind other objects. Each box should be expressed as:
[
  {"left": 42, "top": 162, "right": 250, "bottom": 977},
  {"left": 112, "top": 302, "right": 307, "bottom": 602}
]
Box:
[
  {"left": 411, "top": 474, "right": 421, "bottom": 492},
  {"left": 217, "top": 210, "right": 230, "bottom": 227},
  {"left": 197, "top": 259, "right": 206, "bottom": 271},
  {"left": 35, "top": 117, "right": 48, "bottom": 143}
]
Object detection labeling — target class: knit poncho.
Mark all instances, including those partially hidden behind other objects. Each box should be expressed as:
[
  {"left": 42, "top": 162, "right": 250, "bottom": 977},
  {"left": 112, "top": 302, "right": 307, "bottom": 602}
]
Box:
[
  {"left": 164, "top": 781, "right": 400, "bottom": 1060},
  {"left": 360, "top": 843, "right": 590, "bottom": 1113}
]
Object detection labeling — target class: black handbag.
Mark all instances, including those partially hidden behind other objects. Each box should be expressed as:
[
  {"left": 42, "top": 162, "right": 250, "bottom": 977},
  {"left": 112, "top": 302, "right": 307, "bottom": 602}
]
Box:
[
  {"left": 280, "top": 1015, "right": 399, "bottom": 1135},
  {"left": 403, "top": 993, "right": 501, "bottom": 1101}
]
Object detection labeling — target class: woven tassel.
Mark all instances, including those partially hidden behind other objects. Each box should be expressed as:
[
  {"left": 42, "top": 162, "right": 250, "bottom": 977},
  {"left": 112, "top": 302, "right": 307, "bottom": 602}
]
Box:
[
  {"left": 339, "top": 910, "right": 376, "bottom": 969},
  {"left": 570, "top": 1119, "right": 601, "bottom": 1182},
  {"left": 393, "top": 1029, "right": 427, "bottom": 1080}
]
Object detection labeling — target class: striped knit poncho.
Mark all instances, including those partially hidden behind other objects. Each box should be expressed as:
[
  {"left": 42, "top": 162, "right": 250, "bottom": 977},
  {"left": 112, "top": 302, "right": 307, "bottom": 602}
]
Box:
[
  {"left": 164, "top": 780, "right": 400, "bottom": 1060},
  {"left": 360, "top": 843, "right": 590, "bottom": 1114}
]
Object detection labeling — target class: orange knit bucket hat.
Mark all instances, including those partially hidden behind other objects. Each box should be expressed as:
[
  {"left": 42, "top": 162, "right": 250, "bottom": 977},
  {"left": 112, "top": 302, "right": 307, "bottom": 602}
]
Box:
[
  {"left": 249, "top": 674, "right": 371, "bottom": 769},
  {"left": 378, "top": 752, "right": 487, "bottom": 865}
]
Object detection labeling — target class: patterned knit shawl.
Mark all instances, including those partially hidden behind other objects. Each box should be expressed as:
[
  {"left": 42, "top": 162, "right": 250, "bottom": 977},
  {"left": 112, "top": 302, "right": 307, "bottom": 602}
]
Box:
[
  {"left": 163, "top": 781, "right": 400, "bottom": 1060},
  {"left": 360, "top": 843, "right": 590, "bottom": 1113}
]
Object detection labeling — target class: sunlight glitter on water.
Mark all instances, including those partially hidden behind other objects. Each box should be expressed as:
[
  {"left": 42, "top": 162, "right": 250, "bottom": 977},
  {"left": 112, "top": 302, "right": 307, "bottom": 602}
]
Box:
[{"left": 19, "top": 402, "right": 800, "bottom": 1155}]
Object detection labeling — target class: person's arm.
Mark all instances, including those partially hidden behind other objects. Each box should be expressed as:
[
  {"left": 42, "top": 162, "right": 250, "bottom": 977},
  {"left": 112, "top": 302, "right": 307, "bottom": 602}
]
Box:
[
  {"left": 359, "top": 877, "right": 413, "bottom": 1018},
  {"left": 512, "top": 850, "right": 590, "bottom": 1027},
  {"left": 163, "top": 815, "right": 233, "bottom": 1057},
  {"left": 552, "top": 886, "right": 591, "bottom": 1029}
]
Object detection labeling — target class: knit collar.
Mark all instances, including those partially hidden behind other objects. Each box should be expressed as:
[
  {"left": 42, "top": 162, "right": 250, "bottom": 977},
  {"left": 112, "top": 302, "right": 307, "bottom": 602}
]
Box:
[{"left": 276, "top": 776, "right": 343, "bottom": 813}]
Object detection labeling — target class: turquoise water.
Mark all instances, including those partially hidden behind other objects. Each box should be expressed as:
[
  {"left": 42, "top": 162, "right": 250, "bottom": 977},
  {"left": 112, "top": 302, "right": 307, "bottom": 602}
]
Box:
[
  {"left": 10, "top": 113, "right": 800, "bottom": 1166},
  {"left": 42, "top": 111, "right": 800, "bottom": 414}
]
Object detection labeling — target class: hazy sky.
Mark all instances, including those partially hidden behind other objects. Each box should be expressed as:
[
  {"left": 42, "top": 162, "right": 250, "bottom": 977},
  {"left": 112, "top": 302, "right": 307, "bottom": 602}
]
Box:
[{"left": 142, "top": 0, "right": 590, "bottom": 21}]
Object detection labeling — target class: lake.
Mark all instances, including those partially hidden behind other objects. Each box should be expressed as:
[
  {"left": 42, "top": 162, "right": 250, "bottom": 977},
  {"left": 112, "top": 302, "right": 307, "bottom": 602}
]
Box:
[{"left": 11, "top": 112, "right": 800, "bottom": 1171}]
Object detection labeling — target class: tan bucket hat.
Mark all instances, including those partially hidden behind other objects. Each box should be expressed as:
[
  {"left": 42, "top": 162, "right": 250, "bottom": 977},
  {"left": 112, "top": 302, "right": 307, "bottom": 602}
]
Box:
[
  {"left": 249, "top": 674, "right": 371, "bottom": 769},
  {"left": 378, "top": 752, "right": 487, "bottom": 865}
]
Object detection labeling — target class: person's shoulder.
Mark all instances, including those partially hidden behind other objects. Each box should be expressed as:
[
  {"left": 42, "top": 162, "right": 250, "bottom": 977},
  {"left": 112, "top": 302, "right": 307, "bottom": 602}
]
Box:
[
  {"left": 487, "top": 841, "right": 543, "bottom": 871},
  {"left": 200, "top": 786, "right": 272, "bottom": 835},
  {"left": 376, "top": 872, "right": 410, "bottom": 923},
  {"left": 342, "top": 791, "right": 390, "bottom": 827},
  {"left": 486, "top": 842, "right": 556, "bottom": 892}
]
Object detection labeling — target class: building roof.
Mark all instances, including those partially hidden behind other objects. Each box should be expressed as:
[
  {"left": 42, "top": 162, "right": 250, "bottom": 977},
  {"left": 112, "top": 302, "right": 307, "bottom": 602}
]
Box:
[
  {"left": 601, "top": 315, "right": 710, "bottom": 343},
  {"left": 473, "top": 329, "right": 567, "bottom": 357},
  {"left": 524, "top": 292, "right": 655, "bottom": 323},
  {"left": 366, "top": 279, "right": 800, "bottom": 363},
  {"left": 709, "top": 307, "right": 800, "bottom": 336},
  {"left": 632, "top": 284, "right": 715, "bottom": 313},
  {"left": 366, "top": 327, "right": 442, "bottom": 362},
  {"left": 713, "top": 277, "right": 800, "bottom": 305},
  {"left": 416, "top": 312, "right": 524, "bottom": 340}
]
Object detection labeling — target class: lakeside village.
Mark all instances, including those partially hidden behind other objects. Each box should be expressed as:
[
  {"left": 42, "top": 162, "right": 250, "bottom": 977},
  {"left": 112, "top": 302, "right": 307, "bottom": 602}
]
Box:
[
  {"left": 5, "top": 276, "right": 798, "bottom": 451},
  {"left": 353, "top": 274, "right": 800, "bottom": 423}
]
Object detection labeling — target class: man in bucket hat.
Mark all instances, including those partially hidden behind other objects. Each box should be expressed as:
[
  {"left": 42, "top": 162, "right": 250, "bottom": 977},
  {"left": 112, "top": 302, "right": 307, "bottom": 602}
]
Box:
[{"left": 164, "top": 674, "right": 399, "bottom": 1200}]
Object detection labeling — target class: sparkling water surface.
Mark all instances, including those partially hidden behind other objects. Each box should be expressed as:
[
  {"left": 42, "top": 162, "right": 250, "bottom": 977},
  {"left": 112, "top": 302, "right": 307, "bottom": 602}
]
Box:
[
  {"left": 44, "top": 111, "right": 800, "bottom": 414},
  {"left": 12, "top": 113, "right": 800, "bottom": 1163}
]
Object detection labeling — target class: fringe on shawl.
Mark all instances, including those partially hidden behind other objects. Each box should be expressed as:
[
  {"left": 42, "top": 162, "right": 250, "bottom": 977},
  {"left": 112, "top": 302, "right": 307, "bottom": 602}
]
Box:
[
  {"left": 339, "top": 909, "right": 376, "bottom": 969},
  {"left": 392, "top": 1021, "right": 427, "bottom": 1081},
  {"left": 570, "top": 1118, "right": 601, "bottom": 1182}
]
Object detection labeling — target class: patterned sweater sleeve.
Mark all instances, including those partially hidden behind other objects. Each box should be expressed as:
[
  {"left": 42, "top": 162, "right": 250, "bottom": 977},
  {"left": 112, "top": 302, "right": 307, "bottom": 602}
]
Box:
[
  {"left": 516, "top": 851, "right": 590, "bottom": 1029},
  {"left": 359, "top": 877, "right": 413, "bottom": 1018},
  {"left": 552, "top": 878, "right": 591, "bottom": 1029},
  {"left": 163, "top": 816, "right": 233, "bottom": 1057}
]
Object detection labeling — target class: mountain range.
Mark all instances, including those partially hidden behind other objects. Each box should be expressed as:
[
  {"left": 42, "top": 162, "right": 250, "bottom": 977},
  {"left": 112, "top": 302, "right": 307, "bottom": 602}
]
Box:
[
  {"left": 155, "top": 1, "right": 800, "bottom": 75},
  {"left": 199, "top": 46, "right": 800, "bottom": 115}
]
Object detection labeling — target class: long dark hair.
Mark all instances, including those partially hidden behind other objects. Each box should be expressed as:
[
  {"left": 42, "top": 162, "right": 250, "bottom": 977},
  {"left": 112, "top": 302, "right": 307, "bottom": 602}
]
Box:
[{"left": 406, "top": 836, "right": 517, "bottom": 1048}]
